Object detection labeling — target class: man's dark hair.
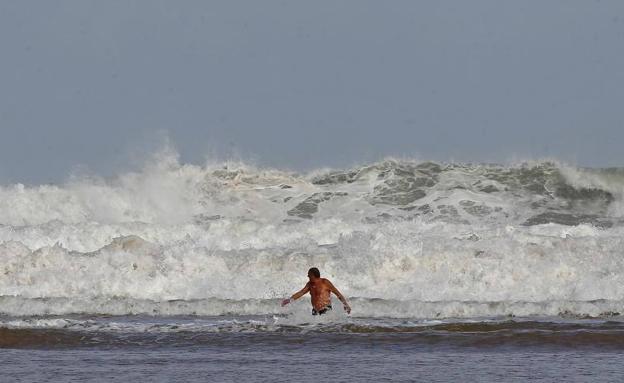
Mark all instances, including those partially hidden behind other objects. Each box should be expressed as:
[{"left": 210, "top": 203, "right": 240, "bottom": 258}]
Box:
[{"left": 308, "top": 267, "right": 320, "bottom": 278}]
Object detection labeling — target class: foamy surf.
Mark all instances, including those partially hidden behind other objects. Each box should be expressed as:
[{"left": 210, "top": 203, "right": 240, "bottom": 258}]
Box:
[{"left": 2, "top": 154, "right": 624, "bottom": 319}]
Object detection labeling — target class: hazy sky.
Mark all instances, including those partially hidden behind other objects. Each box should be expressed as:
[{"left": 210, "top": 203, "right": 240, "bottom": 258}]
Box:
[{"left": 1, "top": 1, "right": 624, "bottom": 183}]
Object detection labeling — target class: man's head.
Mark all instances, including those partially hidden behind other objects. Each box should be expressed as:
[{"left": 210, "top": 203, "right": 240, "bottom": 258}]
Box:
[{"left": 308, "top": 267, "right": 320, "bottom": 280}]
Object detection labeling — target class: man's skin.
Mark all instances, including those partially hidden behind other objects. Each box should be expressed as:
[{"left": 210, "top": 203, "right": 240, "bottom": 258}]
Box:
[{"left": 281, "top": 269, "right": 351, "bottom": 314}]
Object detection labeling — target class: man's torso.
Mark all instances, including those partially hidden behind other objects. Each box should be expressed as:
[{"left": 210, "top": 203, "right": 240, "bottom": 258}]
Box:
[{"left": 308, "top": 278, "right": 332, "bottom": 311}]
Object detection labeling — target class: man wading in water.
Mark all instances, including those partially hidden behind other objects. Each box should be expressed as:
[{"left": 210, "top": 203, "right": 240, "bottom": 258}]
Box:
[{"left": 281, "top": 267, "right": 351, "bottom": 315}]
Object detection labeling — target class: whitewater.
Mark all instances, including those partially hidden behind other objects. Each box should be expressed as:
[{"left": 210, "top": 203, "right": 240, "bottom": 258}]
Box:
[{"left": 1, "top": 151, "right": 624, "bottom": 322}]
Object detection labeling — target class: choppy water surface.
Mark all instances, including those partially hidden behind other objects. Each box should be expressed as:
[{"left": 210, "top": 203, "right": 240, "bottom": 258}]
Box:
[
  {"left": 2, "top": 155, "right": 624, "bottom": 381},
  {"left": 2, "top": 314, "right": 624, "bottom": 382}
]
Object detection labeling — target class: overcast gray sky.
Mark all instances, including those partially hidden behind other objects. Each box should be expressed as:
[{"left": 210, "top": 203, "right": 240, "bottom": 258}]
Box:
[{"left": 1, "top": 1, "right": 623, "bottom": 183}]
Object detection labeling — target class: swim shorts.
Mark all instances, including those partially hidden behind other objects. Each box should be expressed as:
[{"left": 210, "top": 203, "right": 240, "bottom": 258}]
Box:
[{"left": 312, "top": 305, "right": 332, "bottom": 315}]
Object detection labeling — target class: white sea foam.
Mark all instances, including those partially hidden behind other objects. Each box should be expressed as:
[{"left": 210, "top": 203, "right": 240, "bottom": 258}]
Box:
[{"left": 2, "top": 154, "right": 624, "bottom": 318}]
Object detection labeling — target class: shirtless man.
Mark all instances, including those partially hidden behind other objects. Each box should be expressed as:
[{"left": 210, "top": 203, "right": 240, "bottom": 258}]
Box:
[{"left": 281, "top": 267, "right": 351, "bottom": 315}]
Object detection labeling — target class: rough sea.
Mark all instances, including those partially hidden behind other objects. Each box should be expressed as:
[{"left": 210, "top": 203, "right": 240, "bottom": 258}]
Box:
[{"left": 2, "top": 152, "right": 624, "bottom": 382}]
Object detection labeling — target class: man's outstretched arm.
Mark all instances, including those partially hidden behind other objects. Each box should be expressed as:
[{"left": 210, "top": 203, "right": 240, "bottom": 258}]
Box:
[
  {"left": 281, "top": 283, "right": 310, "bottom": 306},
  {"left": 327, "top": 280, "right": 351, "bottom": 314}
]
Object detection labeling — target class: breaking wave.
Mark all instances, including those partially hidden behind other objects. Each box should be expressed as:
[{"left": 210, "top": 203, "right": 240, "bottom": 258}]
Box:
[{"left": 2, "top": 151, "right": 624, "bottom": 318}]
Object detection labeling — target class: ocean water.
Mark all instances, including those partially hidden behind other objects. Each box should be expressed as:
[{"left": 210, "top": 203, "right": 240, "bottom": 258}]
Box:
[{"left": 2, "top": 154, "right": 624, "bottom": 381}]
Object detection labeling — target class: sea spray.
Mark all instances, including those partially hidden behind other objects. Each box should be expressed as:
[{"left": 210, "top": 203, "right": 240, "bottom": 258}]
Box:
[{"left": 2, "top": 155, "right": 624, "bottom": 318}]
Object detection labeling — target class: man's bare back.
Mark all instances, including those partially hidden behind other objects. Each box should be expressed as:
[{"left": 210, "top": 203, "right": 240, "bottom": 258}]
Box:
[{"left": 281, "top": 267, "right": 351, "bottom": 315}]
